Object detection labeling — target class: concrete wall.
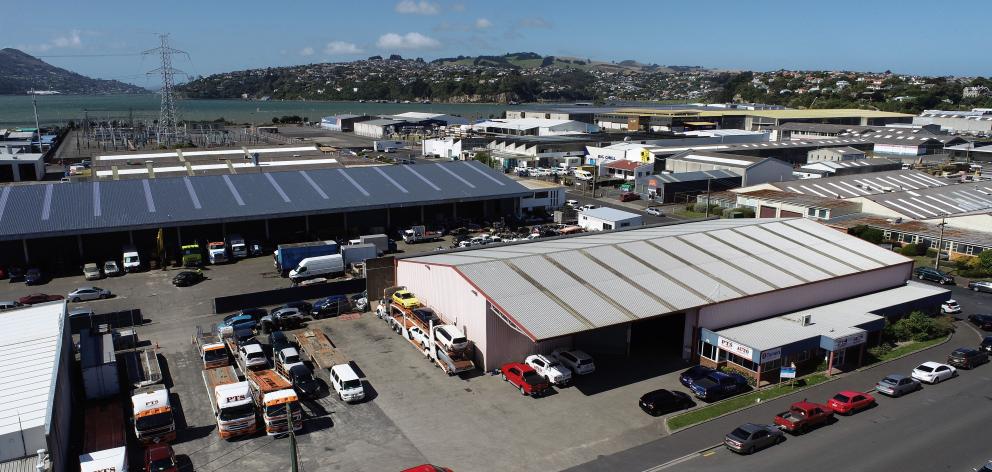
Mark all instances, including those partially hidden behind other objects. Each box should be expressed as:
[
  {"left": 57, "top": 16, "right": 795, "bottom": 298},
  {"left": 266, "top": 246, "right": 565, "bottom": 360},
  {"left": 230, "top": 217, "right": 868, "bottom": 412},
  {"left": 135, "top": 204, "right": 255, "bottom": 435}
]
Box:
[{"left": 697, "top": 263, "right": 913, "bottom": 331}]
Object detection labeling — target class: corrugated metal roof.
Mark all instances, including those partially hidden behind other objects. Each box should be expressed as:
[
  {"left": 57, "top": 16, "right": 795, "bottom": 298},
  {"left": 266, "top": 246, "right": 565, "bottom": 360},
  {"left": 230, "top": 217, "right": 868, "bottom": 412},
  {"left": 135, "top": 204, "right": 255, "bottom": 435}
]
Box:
[
  {"left": 0, "top": 455, "right": 44, "bottom": 472},
  {"left": 714, "top": 282, "right": 946, "bottom": 351},
  {"left": 647, "top": 169, "right": 742, "bottom": 184},
  {"left": 0, "top": 302, "right": 64, "bottom": 451},
  {"left": 859, "top": 181, "right": 992, "bottom": 219},
  {"left": 769, "top": 169, "right": 949, "bottom": 198},
  {"left": 0, "top": 161, "right": 529, "bottom": 241},
  {"left": 405, "top": 218, "right": 911, "bottom": 341}
]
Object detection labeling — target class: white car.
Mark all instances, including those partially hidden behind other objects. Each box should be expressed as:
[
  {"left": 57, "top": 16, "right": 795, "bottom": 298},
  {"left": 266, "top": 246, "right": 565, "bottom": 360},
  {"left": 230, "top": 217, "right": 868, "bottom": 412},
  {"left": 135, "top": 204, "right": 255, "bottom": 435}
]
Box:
[
  {"left": 645, "top": 207, "right": 664, "bottom": 217},
  {"left": 941, "top": 299, "right": 961, "bottom": 314},
  {"left": 911, "top": 361, "right": 957, "bottom": 384},
  {"left": 408, "top": 325, "right": 430, "bottom": 349},
  {"left": 524, "top": 354, "right": 572, "bottom": 386},
  {"left": 565, "top": 199, "right": 579, "bottom": 207},
  {"left": 579, "top": 204, "right": 597, "bottom": 211},
  {"left": 551, "top": 349, "right": 596, "bottom": 375},
  {"left": 67, "top": 286, "right": 112, "bottom": 302},
  {"left": 239, "top": 343, "right": 268, "bottom": 370}
]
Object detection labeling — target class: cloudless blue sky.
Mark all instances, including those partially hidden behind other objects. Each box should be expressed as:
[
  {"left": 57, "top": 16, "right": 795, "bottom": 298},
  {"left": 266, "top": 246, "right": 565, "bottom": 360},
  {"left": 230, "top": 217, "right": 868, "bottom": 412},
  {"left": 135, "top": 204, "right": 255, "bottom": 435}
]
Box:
[{"left": 3, "top": 0, "right": 990, "bottom": 87}]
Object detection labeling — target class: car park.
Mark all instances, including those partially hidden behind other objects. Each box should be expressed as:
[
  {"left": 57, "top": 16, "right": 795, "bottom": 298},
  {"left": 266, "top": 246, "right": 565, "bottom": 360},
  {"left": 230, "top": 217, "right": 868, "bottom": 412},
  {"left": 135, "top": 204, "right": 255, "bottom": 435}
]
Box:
[
  {"left": 968, "top": 280, "right": 992, "bottom": 293},
  {"left": 524, "top": 354, "right": 572, "bottom": 386},
  {"left": 724, "top": 423, "right": 785, "bottom": 454},
  {"left": 83, "top": 263, "right": 103, "bottom": 281},
  {"left": 551, "top": 349, "right": 595, "bottom": 375},
  {"left": 941, "top": 299, "right": 961, "bottom": 314},
  {"left": 947, "top": 347, "right": 989, "bottom": 369},
  {"left": 500, "top": 362, "right": 551, "bottom": 397},
  {"left": 312, "top": 295, "right": 351, "bottom": 318},
  {"left": 7, "top": 267, "right": 24, "bottom": 283},
  {"left": 968, "top": 314, "right": 992, "bottom": 330},
  {"left": 17, "top": 293, "right": 64, "bottom": 305},
  {"left": 826, "top": 391, "right": 875, "bottom": 415},
  {"left": 24, "top": 268, "right": 45, "bottom": 285},
  {"left": 911, "top": 361, "right": 957, "bottom": 384},
  {"left": 67, "top": 286, "right": 112, "bottom": 302},
  {"left": 638, "top": 389, "right": 693, "bottom": 416},
  {"left": 0, "top": 300, "right": 22, "bottom": 311},
  {"left": 171, "top": 270, "right": 204, "bottom": 287},
  {"left": 679, "top": 365, "right": 715, "bottom": 388},
  {"left": 645, "top": 207, "right": 664, "bottom": 216},
  {"left": 913, "top": 267, "right": 954, "bottom": 285},
  {"left": 103, "top": 260, "right": 122, "bottom": 277},
  {"left": 875, "top": 374, "right": 921, "bottom": 397},
  {"left": 688, "top": 371, "right": 749, "bottom": 401}
]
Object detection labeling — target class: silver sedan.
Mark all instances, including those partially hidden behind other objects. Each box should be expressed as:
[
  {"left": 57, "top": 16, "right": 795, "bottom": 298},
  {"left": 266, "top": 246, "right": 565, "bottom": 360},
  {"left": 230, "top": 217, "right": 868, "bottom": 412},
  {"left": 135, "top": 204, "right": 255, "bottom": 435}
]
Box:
[{"left": 67, "top": 287, "right": 112, "bottom": 302}]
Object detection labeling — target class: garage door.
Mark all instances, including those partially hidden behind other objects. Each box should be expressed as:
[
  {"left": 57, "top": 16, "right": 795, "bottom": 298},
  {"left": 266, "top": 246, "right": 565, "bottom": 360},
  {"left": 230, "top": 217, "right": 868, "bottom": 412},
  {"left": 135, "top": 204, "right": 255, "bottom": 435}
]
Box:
[
  {"left": 759, "top": 206, "right": 777, "bottom": 218},
  {"left": 780, "top": 209, "right": 802, "bottom": 218}
]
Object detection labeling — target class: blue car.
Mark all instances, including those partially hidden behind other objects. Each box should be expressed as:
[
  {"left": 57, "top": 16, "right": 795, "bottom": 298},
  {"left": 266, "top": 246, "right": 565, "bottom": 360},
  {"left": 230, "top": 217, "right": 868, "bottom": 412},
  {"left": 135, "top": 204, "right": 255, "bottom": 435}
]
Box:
[
  {"left": 689, "top": 371, "right": 749, "bottom": 401},
  {"left": 311, "top": 295, "right": 350, "bottom": 318},
  {"left": 679, "top": 365, "right": 715, "bottom": 388},
  {"left": 218, "top": 314, "right": 257, "bottom": 332}
]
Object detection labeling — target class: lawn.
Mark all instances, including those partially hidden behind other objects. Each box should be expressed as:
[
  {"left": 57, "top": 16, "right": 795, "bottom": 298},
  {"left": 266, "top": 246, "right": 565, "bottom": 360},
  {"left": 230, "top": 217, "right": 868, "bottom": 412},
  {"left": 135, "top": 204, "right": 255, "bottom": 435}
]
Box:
[
  {"left": 863, "top": 336, "right": 949, "bottom": 366},
  {"left": 666, "top": 373, "right": 830, "bottom": 431},
  {"left": 673, "top": 209, "right": 711, "bottom": 219}
]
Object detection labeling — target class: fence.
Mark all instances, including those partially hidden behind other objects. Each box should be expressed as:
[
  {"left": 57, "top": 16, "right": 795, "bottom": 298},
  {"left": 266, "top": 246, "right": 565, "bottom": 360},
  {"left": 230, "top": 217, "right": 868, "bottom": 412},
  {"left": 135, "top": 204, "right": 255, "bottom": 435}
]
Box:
[
  {"left": 70, "top": 309, "right": 144, "bottom": 334},
  {"left": 213, "top": 278, "right": 366, "bottom": 313}
]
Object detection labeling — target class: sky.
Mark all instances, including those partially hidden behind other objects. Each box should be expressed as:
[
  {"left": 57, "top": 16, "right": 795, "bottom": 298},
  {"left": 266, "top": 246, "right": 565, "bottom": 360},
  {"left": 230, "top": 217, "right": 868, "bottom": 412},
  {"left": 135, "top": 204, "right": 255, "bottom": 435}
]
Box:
[{"left": 3, "top": 0, "right": 991, "bottom": 87}]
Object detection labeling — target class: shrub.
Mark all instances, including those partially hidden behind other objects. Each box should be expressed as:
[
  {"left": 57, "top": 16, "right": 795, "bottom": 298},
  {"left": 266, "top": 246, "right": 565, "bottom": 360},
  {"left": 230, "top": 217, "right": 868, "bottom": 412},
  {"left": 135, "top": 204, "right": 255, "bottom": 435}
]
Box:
[
  {"left": 980, "top": 250, "right": 992, "bottom": 272},
  {"left": 887, "top": 311, "right": 954, "bottom": 342},
  {"left": 718, "top": 365, "right": 757, "bottom": 386},
  {"left": 899, "top": 244, "right": 919, "bottom": 256},
  {"left": 867, "top": 343, "right": 893, "bottom": 359}
]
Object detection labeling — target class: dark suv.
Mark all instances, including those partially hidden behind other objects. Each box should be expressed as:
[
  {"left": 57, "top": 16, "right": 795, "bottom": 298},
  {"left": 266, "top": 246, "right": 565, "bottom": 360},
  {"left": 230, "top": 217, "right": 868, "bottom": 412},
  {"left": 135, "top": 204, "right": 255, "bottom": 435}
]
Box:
[
  {"left": 947, "top": 347, "right": 989, "bottom": 369},
  {"left": 969, "top": 314, "right": 992, "bottom": 330},
  {"left": 913, "top": 267, "right": 954, "bottom": 285},
  {"left": 982, "top": 336, "right": 992, "bottom": 353}
]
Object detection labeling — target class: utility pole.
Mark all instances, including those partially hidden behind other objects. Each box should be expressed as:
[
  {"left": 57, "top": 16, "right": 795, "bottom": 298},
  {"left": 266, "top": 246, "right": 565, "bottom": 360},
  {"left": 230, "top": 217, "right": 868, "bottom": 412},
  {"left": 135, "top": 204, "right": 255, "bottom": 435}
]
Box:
[
  {"left": 287, "top": 407, "right": 299, "bottom": 472},
  {"left": 934, "top": 214, "right": 946, "bottom": 269},
  {"left": 32, "top": 94, "right": 42, "bottom": 153},
  {"left": 704, "top": 178, "right": 712, "bottom": 217},
  {"left": 591, "top": 165, "right": 598, "bottom": 198},
  {"left": 143, "top": 34, "right": 188, "bottom": 147}
]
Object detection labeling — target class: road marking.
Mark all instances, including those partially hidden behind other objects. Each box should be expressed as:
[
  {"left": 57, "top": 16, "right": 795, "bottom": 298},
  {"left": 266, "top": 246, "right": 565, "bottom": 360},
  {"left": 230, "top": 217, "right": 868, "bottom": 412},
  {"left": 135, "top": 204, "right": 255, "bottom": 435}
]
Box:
[{"left": 640, "top": 443, "right": 722, "bottom": 472}]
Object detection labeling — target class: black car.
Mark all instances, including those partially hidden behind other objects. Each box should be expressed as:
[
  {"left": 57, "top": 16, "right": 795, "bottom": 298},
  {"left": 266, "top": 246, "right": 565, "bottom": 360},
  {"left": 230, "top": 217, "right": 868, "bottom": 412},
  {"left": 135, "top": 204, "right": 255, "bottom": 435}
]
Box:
[
  {"left": 679, "top": 365, "right": 715, "bottom": 388},
  {"left": 280, "top": 300, "right": 313, "bottom": 315},
  {"left": 248, "top": 241, "right": 265, "bottom": 257},
  {"left": 24, "top": 268, "right": 45, "bottom": 285},
  {"left": 639, "top": 389, "right": 694, "bottom": 416},
  {"left": 287, "top": 363, "right": 322, "bottom": 398},
  {"left": 7, "top": 267, "right": 25, "bottom": 283},
  {"left": 969, "top": 314, "right": 992, "bottom": 330},
  {"left": 312, "top": 295, "right": 350, "bottom": 318},
  {"left": 947, "top": 347, "right": 989, "bottom": 369},
  {"left": 982, "top": 336, "right": 992, "bottom": 353},
  {"left": 172, "top": 270, "right": 204, "bottom": 287},
  {"left": 913, "top": 267, "right": 954, "bottom": 285}
]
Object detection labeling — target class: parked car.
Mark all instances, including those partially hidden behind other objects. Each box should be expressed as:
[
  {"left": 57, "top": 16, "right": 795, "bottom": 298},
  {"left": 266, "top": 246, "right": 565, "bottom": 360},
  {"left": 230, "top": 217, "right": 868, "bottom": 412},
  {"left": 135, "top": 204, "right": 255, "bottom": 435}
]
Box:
[
  {"left": 969, "top": 314, "right": 992, "bottom": 330},
  {"left": 280, "top": 300, "right": 313, "bottom": 315},
  {"left": 975, "top": 461, "right": 992, "bottom": 472},
  {"left": 913, "top": 267, "right": 954, "bottom": 285},
  {"left": 144, "top": 443, "right": 178, "bottom": 472},
  {"left": 551, "top": 349, "right": 595, "bottom": 375},
  {"left": 285, "top": 363, "right": 321, "bottom": 399},
  {"left": 826, "top": 391, "right": 875, "bottom": 415},
  {"left": 982, "top": 336, "right": 992, "bottom": 353},
  {"left": 103, "top": 260, "right": 122, "bottom": 277},
  {"left": 268, "top": 330, "right": 292, "bottom": 354},
  {"left": 68, "top": 307, "right": 95, "bottom": 323},
  {"left": 688, "top": 371, "right": 749, "bottom": 401},
  {"left": 499, "top": 362, "right": 551, "bottom": 397},
  {"left": 172, "top": 270, "right": 204, "bottom": 287},
  {"left": 679, "top": 365, "right": 715, "bottom": 388},
  {"left": 579, "top": 204, "right": 597, "bottom": 211},
  {"left": 350, "top": 291, "right": 369, "bottom": 312},
  {"left": 0, "top": 300, "right": 22, "bottom": 311},
  {"left": 7, "top": 267, "right": 25, "bottom": 282},
  {"left": 774, "top": 400, "right": 834, "bottom": 434},
  {"left": 941, "top": 299, "right": 961, "bottom": 314},
  {"left": 619, "top": 192, "right": 640, "bottom": 202},
  {"left": 408, "top": 325, "right": 430, "bottom": 349},
  {"left": 392, "top": 289, "right": 421, "bottom": 309},
  {"left": 724, "top": 423, "right": 785, "bottom": 454},
  {"left": 82, "top": 263, "right": 103, "bottom": 281},
  {"left": 67, "top": 287, "right": 112, "bottom": 302},
  {"left": 645, "top": 207, "right": 664, "bottom": 217},
  {"left": 264, "top": 307, "right": 307, "bottom": 330},
  {"left": 24, "top": 268, "right": 45, "bottom": 285},
  {"left": 17, "top": 293, "right": 64, "bottom": 305},
  {"left": 875, "top": 374, "right": 921, "bottom": 397},
  {"left": 400, "top": 466, "right": 453, "bottom": 472},
  {"left": 312, "top": 295, "right": 351, "bottom": 318},
  {"left": 524, "top": 354, "right": 572, "bottom": 386},
  {"left": 911, "top": 361, "right": 957, "bottom": 384},
  {"left": 947, "top": 347, "right": 989, "bottom": 369},
  {"left": 968, "top": 280, "right": 992, "bottom": 293},
  {"left": 565, "top": 199, "right": 579, "bottom": 207},
  {"left": 218, "top": 314, "right": 257, "bottom": 331},
  {"left": 234, "top": 307, "right": 268, "bottom": 323},
  {"left": 638, "top": 389, "right": 693, "bottom": 416}
]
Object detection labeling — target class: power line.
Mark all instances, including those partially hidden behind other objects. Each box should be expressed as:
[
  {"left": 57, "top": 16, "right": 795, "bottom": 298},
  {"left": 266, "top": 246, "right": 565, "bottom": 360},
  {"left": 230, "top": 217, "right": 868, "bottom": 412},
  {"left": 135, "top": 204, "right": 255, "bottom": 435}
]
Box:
[
  {"left": 33, "top": 53, "right": 143, "bottom": 58},
  {"left": 143, "top": 33, "right": 188, "bottom": 145}
]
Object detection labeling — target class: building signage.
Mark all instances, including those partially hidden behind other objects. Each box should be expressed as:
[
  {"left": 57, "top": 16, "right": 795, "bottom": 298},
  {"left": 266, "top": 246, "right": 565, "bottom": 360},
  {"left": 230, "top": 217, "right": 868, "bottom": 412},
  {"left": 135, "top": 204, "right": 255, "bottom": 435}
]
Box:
[
  {"left": 640, "top": 148, "right": 652, "bottom": 163},
  {"left": 717, "top": 337, "right": 753, "bottom": 359},
  {"left": 780, "top": 366, "right": 797, "bottom": 379},
  {"left": 759, "top": 347, "right": 782, "bottom": 363},
  {"left": 832, "top": 331, "right": 867, "bottom": 350}
]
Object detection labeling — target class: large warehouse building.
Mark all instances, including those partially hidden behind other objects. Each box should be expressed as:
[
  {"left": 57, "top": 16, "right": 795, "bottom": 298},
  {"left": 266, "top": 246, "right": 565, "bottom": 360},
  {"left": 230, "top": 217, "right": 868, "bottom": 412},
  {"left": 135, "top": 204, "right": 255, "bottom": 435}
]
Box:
[{"left": 396, "top": 218, "right": 913, "bottom": 370}]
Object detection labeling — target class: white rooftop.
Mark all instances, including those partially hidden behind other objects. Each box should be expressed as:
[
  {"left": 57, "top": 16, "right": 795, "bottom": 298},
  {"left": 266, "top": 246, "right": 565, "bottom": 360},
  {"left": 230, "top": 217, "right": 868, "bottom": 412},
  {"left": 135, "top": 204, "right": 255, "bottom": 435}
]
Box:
[
  {"left": 580, "top": 206, "right": 641, "bottom": 221},
  {"left": 473, "top": 118, "right": 587, "bottom": 130}
]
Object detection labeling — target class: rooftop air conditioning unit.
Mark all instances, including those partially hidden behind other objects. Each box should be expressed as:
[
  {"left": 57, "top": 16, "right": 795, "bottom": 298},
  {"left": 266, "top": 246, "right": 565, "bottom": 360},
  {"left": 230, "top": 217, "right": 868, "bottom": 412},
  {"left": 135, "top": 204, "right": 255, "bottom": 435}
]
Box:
[{"left": 800, "top": 314, "right": 812, "bottom": 326}]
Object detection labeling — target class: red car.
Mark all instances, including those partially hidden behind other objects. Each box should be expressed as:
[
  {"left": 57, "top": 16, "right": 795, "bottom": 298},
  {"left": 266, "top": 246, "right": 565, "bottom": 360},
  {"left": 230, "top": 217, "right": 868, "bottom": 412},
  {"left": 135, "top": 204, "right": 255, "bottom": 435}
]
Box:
[
  {"left": 619, "top": 192, "right": 640, "bottom": 202},
  {"left": 826, "top": 390, "right": 876, "bottom": 415},
  {"left": 17, "top": 293, "right": 64, "bottom": 305},
  {"left": 144, "top": 444, "right": 177, "bottom": 472},
  {"left": 500, "top": 362, "right": 551, "bottom": 397},
  {"left": 400, "top": 466, "right": 453, "bottom": 472}
]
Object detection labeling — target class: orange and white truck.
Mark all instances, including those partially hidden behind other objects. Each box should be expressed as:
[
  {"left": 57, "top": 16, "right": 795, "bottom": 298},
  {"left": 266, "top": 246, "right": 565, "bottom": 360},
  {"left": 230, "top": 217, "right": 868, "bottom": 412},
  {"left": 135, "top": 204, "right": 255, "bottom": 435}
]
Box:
[
  {"left": 202, "top": 365, "right": 257, "bottom": 439},
  {"left": 246, "top": 369, "right": 302, "bottom": 436},
  {"left": 194, "top": 326, "right": 230, "bottom": 369},
  {"left": 79, "top": 400, "right": 127, "bottom": 472},
  {"left": 131, "top": 385, "right": 177, "bottom": 444}
]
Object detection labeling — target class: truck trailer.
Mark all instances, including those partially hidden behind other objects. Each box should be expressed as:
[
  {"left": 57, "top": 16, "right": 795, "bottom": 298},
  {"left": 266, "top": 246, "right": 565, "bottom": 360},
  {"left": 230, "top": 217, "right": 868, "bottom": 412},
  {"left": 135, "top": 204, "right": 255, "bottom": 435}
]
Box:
[
  {"left": 381, "top": 302, "right": 475, "bottom": 376},
  {"left": 79, "top": 400, "right": 127, "bottom": 472},
  {"left": 246, "top": 369, "right": 303, "bottom": 436},
  {"left": 273, "top": 240, "right": 339, "bottom": 276},
  {"left": 202, "top": 365, "right": 257, "bottom": 439},
  {"left": 122, "top": 348, "right": 163, "bottom": 390},
  {"left": 294, "top": 329, "right": 350, "bottom": 371},
  {"left": 80, "top": 329, "right": 120, "bottom": 400}
]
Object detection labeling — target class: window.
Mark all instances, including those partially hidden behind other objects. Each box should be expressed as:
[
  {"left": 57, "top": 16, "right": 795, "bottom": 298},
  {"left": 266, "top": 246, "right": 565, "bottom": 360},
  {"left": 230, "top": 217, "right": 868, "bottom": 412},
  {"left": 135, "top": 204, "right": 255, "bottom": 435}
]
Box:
[
  {"left": 807, "top": 208, "right": 816, "bottom": 216},
  {"left": 795, "top": 350, "right": 811, "bottom": 363},
  {"left": 728, "top": 353, "right": 756, "bottom": 372},
  {"left": 619, "top": 222, "right": 630, "bottom": 228},
  {"left": 700, "top": 341, "right": 718, "bottom": 361},
  {"left": 534, "top": 191, "right": 549, "bottom": 199},
  {"left": 763, "top": 358, "right": 781, "bottom": 371},
  {"left": 818, "top": 209, "right": 828, "bottom": 219}
]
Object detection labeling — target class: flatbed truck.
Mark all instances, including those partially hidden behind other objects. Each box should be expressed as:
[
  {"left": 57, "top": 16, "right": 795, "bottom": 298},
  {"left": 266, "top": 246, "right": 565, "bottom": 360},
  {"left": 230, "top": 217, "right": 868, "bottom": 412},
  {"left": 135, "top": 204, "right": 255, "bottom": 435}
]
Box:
[
  {"left": 202, "top": 365, "right": 257, "bottom": 439},
  {"left": 246, "top": 369, "right": 302, "bottom": 436},
  {"left": 194, "top": 326, "right": 230, "bottom": 369},
  {"left": 294, "top": 329, "right": 350, "bottom": 370}
]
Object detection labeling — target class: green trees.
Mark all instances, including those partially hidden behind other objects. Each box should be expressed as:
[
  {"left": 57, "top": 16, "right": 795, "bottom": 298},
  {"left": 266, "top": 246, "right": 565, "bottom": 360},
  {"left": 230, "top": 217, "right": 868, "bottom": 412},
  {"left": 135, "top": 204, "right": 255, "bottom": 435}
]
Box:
[{"left": 884, "top": 311, "right": 954, "bottom": 343}]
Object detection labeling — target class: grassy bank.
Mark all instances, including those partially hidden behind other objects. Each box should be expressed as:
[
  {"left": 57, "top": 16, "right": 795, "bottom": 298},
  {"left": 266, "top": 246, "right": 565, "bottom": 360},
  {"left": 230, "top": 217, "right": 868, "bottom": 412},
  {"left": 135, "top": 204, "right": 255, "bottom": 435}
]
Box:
[{"left": 863, "top": 337, "right": 949, "bottom": 366}]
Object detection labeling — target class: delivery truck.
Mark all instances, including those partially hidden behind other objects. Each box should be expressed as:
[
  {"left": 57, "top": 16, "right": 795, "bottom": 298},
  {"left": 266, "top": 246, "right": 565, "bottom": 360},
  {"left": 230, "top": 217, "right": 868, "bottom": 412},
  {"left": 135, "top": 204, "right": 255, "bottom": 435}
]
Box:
[
  {"left": 273, "top": 240, "right": 339, "bottom": 277},
  {"left": 202, "top": 365, "right": 258, "bottom": 439},
  {"left": 80, "top": 328, "right": 120, "bottom": 400},
  {"left": 246, "top": 369, "right": 303, "bottom": 436},
  {"left": 131, "top": 385, "right": 177, "bottom": 444}
]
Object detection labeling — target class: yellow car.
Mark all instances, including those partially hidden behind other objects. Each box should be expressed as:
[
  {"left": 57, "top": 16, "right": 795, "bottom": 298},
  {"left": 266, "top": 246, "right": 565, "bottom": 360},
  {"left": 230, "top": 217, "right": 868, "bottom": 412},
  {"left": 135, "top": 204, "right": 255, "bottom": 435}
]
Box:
[{"left": 392, "top": 289, "right": 421, "bottom": 309}]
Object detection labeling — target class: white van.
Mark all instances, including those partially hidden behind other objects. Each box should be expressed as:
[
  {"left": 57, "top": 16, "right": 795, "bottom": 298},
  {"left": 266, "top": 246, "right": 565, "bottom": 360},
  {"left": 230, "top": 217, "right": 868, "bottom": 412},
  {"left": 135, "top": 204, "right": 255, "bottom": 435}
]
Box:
[
  {"left": 329, "top": 364, "right": 365, "bottom": 402},
  {"left": 122, "top": 245, "right": 141, "bottom": 272},
  {"left": 573, "top": 169, "right": 593, "bottom": 181},
  {"left": 289, "top": 254, "right": 344, "bottom": 283}
]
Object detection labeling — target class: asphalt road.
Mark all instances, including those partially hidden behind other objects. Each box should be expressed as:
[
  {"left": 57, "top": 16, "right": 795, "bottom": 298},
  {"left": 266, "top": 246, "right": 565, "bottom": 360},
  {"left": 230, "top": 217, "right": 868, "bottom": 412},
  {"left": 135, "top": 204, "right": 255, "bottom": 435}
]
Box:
[{"left": 569, "top": 282, "right": 992, "bottom": 472}]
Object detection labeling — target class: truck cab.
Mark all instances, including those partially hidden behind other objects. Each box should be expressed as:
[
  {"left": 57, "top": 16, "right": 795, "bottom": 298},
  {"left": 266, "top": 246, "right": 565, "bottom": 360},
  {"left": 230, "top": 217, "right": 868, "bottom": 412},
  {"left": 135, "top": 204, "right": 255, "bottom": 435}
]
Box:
[
  {"left": 122, "top": 245, "right": 142, "bottom": 272},
  {"left": 181, "top": 243, "right": 203, "bottom": 267},
  {"left": 227, "top": 234, "right": 248, "bottom": 259},
  {"left": 144, "top": 444, "right": 177, "bottom": 472},
  {"left": 132, "top": 386, "right": 176, "bottom": 444},
  {"left": 246, "top": 370, "right": 303, "bottom": 435},
  {"left": 207, "top": 241, "right": 228, "bottom": 264},
  {"left": 213, "top": 381, "right": 257, "bottom": 438}
]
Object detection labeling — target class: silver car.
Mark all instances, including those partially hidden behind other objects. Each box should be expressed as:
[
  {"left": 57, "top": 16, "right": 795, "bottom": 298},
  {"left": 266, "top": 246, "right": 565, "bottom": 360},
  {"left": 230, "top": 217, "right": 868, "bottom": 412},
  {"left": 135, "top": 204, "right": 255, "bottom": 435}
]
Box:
[
  {"left": 724, "top": 423, "right": 785, "bottom": 454},
  {"left": 67, "top": 287, "right": 112, "bottom": 302},
  {"left": 875, "top": 374, "right": 921, "bottom": 397},
  {"left": 969, "top": 281, "right": 992, "bottom": 294},
  {"left": 82, "top": 263, "right": 102, "bottom": 281}
]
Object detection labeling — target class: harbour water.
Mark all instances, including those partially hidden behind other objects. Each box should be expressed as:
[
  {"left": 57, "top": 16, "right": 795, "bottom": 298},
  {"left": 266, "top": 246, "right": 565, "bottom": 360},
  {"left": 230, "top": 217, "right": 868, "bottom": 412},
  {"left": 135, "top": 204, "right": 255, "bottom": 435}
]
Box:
[{"left": 0, "top": 94, "right": 523, "bottom": 127}]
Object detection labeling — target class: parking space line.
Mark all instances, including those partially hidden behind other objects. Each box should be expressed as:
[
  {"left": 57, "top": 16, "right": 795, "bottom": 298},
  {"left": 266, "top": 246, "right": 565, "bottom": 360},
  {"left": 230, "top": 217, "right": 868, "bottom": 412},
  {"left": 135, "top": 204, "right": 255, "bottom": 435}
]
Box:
[{"left": 640, "top": 443, "right": 722, "bottom": 472}]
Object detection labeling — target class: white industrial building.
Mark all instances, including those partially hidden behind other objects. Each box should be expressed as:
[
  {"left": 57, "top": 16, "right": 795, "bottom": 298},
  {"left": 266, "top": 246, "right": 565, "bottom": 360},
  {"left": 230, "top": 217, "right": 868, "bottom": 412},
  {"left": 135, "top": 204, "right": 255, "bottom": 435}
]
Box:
[
  {"left": 388, "top": 112, "right": 469, "bottom": 126},
  {"left": 914, "top": 109, "right": 992, "bottom": 135},
  {"left": 578, "top": 207, "right": 643, "bottom": 231},
  {"left": 396, "top": 218, "right": 912, "bottom": 370},
  {"left": 664, "top": 151, "right": 793, "bottom": 186},
  {"left": 807, "top": 146, "right": 866, "bottom": 162},
  {"left": 471, "top": 118, "right": 600, "bottom": 136},
  {"left": 353, "top": 119, "right": 405, "bottom": 139},
  {"left": 421, "top": 137, "right": 489, "bottom": 159},
  {"left": 0, "top": 302, "right": 71, "bottom": 472},
  {"left": 517, "top": 180, "right": 566, "bottom": 215}
]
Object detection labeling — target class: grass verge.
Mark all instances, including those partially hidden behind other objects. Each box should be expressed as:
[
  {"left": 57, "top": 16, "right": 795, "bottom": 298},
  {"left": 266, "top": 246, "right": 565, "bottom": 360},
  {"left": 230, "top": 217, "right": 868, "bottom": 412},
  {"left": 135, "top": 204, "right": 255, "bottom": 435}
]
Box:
[
  {"left": 863, "top": 336, "right": 948, "bottom": 366},
  {"left": 673, "top": 210, "right": 711, "bottom": 219}
]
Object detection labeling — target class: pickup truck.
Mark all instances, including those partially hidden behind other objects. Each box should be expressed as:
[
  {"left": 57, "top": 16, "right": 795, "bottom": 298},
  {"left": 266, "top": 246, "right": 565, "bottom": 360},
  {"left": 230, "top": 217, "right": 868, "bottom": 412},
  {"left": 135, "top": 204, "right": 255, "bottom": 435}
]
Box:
[
  {"left": 688, "top": 371, "right": 749, "bottom": 401},
  {"left": 500, "top": 362, "right": 551, "bottom": 397},
  {"left": 773, "top": 401, "right": 834, "bottom": 434},
  {"left": 524, "top": 354, "right": 572, "bottom": 386}
]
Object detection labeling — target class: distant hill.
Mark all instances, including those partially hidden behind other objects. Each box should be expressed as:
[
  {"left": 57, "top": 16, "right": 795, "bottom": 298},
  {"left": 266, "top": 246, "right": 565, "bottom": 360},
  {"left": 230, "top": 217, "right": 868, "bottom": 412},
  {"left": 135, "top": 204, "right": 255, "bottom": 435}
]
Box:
[
  {"left": 430, "top": 52, "right": 709, "bottom": 74},
  {"left": 0, "top": 48, "right": 147, "bottom": 95}
]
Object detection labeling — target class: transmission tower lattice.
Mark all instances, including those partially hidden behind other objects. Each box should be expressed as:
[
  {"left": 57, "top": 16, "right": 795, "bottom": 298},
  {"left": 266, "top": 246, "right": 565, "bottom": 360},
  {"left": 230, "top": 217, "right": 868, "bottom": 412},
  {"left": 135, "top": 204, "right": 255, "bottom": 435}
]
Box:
[{"left": 143, "top": 34, "right": 188, "bottom": 146}]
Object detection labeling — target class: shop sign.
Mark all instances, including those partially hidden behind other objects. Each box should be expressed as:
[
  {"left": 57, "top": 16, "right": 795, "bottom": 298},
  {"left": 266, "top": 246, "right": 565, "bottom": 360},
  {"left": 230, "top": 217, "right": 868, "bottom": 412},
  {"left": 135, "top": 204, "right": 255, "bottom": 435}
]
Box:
[
  {"left": 760, "top": 347, "right": 782, "bottom": 363},
  {"left": 833, "top": 331, "right": 867, "bottom": 350},
  {"left": 718, "top": 337, "right": 752, "bottom": 358}
]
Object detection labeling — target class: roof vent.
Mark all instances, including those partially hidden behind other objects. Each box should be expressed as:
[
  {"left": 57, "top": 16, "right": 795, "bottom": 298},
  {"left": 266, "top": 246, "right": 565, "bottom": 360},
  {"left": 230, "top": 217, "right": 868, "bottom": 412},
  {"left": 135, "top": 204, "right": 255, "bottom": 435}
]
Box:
[{"left": 799, "top": 314, "right": 812, "bottom": 326}]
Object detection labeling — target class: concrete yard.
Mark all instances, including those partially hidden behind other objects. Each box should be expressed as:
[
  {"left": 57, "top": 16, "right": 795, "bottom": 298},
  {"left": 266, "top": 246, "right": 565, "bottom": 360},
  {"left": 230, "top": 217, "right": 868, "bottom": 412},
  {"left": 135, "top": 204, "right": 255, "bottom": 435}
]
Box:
[{"left": 0, "top": 243, "right": 699, "bottom": 472}]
